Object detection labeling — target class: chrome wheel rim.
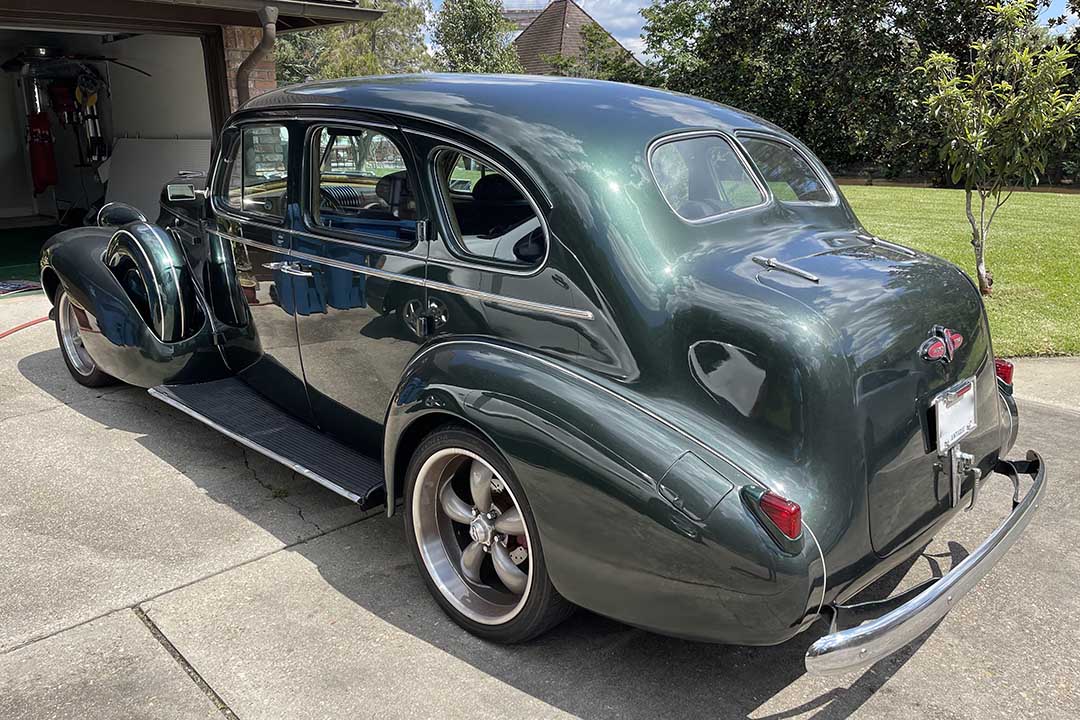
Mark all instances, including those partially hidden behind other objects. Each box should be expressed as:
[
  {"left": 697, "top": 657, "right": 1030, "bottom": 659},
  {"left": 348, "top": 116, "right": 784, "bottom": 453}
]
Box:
[
  {"left": 412, "top": 448, "right": 533, "bottom": 625},
  {"left": 58, "top": 294, "right": 95, "bottom": 377}
]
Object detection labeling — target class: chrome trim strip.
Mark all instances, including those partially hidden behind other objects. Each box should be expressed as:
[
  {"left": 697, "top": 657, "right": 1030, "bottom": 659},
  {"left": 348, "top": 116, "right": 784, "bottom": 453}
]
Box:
[
  {"left": 802, "top": 521, "right": 827, "bottom": 620},
  {"left": 148, "top": 386, "right": 363, "bottom": 504},
  {"left": 423, "top": 278, "right": 593, "bottom": 320},
  {"left": 805, "top": 451, "right": 1046, "bottom": 676},
  {"left": 209, "top": 228, "right": 594, "bottom": 320},
  {"left": 211, "top": 231, "right": 282, "bottom": 256},
  {"left": 646, "top": 129, "right": 772, "bottom": 225}
]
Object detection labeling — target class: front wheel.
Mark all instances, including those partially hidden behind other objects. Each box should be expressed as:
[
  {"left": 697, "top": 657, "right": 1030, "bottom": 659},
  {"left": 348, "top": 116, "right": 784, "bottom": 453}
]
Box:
[
  {"left": 404, "top": 425, "right": 574, "bottom": 642},
  {"left": 55, "top": 290, "right": 116, "bottom": 388}
]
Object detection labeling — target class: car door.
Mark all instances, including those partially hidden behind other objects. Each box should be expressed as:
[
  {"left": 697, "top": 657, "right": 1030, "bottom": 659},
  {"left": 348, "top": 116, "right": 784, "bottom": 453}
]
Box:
[
  {"left": 291, "top": 120, "right": 429, "bottom": 456},
  {"left": 405, "top": 131, "right": 581, "bottom": 356},
  {"left": 207, "top": 121, "right": 313, "bottom": 423}
]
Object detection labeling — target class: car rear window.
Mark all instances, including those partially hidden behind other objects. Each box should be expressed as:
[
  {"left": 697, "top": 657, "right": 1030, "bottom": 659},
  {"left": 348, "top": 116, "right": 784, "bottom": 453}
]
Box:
[
  {"left": 650, "top": 134, "right": 765, "bottom": 222},
  {"left": 739, "top": 136, "right": 833, "bottom": 203}
]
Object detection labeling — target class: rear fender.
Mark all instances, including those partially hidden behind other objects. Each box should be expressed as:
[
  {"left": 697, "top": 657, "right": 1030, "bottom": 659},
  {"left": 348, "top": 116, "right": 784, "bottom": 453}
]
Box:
[
  {"left": 384, "top": 339, "right": 824, "bottom": 643},
  {"left": 40, "top": 225, "right": 231, "bottom": 387}
]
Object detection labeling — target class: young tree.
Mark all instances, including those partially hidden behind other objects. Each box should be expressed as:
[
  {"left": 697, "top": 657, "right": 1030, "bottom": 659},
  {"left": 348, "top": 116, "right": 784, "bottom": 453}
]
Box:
[
  {"left": 431, "top": 0, "right": 523, "bottom": 73},
  {"left": 923, "top": 0, "right": 1080, "bottom": 295}
]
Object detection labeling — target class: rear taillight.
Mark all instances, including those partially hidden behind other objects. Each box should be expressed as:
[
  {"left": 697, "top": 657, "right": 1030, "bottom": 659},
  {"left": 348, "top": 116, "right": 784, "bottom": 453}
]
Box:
[
  {"left": 995, "top": 358, "right": 1014, "bottom": 385},
  {"left": 759, "top": 491, "right": 802, "bottom": 540}
]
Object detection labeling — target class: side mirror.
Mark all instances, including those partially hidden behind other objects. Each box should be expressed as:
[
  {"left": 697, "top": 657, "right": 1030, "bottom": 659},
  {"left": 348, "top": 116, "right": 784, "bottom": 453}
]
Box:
[{"left": 166, "top": 183, "right": 202, "bottom": 202}]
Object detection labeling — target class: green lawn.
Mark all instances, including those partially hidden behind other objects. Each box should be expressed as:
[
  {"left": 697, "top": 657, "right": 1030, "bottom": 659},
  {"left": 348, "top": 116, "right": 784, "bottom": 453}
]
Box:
[{"left": 842, "top": 185, "right": 1080, "bottom": 357}]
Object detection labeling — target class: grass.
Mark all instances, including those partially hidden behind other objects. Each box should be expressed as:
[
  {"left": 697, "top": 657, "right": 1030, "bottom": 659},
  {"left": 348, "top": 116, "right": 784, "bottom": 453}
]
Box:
[{"left": 842, "top": 185, "right": 1080, "bottom": 357}]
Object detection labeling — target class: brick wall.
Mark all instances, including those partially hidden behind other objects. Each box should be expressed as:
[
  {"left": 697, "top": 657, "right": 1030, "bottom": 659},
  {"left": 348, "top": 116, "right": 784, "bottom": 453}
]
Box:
[{"left": 222, "top": 25, "right": 277, "bottom": 111}]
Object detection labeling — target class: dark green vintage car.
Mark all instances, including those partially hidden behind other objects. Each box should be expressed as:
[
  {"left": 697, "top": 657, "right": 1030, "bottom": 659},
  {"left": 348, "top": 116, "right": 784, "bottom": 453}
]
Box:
[{"left": 39, "top": 75, "right": 1045, "bottom": 675}]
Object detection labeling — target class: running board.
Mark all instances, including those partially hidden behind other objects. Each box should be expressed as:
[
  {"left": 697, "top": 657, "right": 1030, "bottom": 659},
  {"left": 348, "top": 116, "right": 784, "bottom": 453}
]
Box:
[{"left": 149, "top": 378, "right": 385, "bottom": 509}]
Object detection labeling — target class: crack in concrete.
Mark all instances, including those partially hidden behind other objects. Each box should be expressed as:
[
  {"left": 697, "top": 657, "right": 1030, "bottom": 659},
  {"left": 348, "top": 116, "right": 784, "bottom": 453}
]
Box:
[
  {"left": 0, "top": 511, "right": 381, "bottom": 657},
  {"left": 240, "top": 447, "right": 323, "bottom": 534},
  {"left": 133, "top": 606, "right": 240, "bottom": 720}
]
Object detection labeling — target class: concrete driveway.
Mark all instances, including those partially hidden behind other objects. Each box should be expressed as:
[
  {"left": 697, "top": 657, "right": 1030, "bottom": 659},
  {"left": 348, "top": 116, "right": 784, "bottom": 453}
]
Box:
[{"left": 1, "top": 293, "right": 1078, "bottom": 719}]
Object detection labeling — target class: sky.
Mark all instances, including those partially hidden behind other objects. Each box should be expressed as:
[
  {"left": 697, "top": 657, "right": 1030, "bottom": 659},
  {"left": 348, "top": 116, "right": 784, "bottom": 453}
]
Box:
[{"left": 429, "top": 0, "right": 1076, "bottom": 59}]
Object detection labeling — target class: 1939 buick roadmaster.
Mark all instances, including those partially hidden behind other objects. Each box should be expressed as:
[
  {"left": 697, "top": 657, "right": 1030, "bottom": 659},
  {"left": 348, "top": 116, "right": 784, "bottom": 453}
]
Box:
[{"left": 39, "top": 75, "right": 1045, "bottom": 675}]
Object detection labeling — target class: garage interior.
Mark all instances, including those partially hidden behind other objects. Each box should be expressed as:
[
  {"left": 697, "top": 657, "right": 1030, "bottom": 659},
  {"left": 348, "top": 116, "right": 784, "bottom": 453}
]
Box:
[
  {"left": 0, "top": 28, "right": 214, "bottom": 279},
  {"left": 0, "top": 0, "right": 379, "bottom": 283}
]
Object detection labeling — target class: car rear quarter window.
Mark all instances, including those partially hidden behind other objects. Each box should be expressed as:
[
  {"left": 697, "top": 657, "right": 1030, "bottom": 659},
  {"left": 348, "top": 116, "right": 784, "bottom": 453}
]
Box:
[
  {"left": 432, "top": 148, "right": 546, "bottom": 268},
  {"left": 650, "top": 133, "right": 765, "bottom": 222},
  {"left": 739, "top": 136, "right": 833, "bottom": 203}
]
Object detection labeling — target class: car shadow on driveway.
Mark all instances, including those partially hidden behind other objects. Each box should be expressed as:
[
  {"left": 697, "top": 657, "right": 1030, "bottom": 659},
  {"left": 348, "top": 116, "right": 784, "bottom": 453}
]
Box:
[{"left": 18, "top": 348, "right": 954, "bottom": 719}]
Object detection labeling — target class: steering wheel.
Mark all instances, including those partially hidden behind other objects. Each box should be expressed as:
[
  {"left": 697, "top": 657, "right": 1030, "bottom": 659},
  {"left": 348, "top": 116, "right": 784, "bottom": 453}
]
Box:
[{"left": 319, "top": 186, "right": 345, "bottom": 213}]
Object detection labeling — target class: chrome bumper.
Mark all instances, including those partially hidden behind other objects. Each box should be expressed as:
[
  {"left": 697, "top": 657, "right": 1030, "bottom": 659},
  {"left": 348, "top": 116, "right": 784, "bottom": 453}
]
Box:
[{"left": 805, "top": 451, "right": 1046, "bottom": 676}]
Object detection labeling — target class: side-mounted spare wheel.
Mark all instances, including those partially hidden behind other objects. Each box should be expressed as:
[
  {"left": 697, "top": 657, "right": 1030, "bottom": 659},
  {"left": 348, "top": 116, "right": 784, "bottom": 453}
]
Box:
[
  {"left": 104, "top": 221, "right": 203, "bottom": 343},
  {"left": 405, "top": 425, "right": 574, "bottom": 642}
]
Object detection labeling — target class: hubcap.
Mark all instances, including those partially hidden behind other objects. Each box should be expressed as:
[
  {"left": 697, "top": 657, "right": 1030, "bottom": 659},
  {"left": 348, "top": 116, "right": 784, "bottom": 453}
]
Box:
[
  {"left": 58, "top": 294, "right": 96, "bottom": 377},
  {"left": 412, "top": 448, "right": 533, "bottom": 625}
]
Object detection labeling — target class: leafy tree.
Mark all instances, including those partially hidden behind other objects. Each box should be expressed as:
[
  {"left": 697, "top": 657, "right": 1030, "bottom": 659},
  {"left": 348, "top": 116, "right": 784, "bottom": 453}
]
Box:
[
  {"left": 431, "top": 0, "right": 523, "bottom": 73},
  {"left": 275, "top": 30, "right": 327, "bottom": 85},
  {"left": 923, "top": 0, "right": 1080, "bottom": 294},
  {"left": 543, "top": 22, "right": 653, "bottom": 85},
  {"left": 273, "top": 0, "right": 431, "bottom": 83},
  {"left": 639, "top": 0, "right": 1002, "bottom": 175},
  {"left": 319, "top": 0, "right": 432, "bottom": 77}
]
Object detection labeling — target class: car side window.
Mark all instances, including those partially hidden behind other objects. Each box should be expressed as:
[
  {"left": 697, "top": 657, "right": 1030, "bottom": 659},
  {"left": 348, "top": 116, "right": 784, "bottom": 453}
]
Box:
[
  {"left": 310, "top": 126, "right": 417, "bottom": 243},
  {"left": 650, "top": 134, "right": 765, "bottom": 222},
  {"left": 219, "top": 124, "right": 290, "bottom": 219},
  {"left": 739, "top": 136, "right": 833, "bottom": 203},
  {"left": 432, "top": 148, "right": 546, "bottom": 267}
]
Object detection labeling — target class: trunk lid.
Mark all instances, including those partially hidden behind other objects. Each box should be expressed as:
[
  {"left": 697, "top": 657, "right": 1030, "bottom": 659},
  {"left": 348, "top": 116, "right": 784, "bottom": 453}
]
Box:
[{"left": 755, "top": 241, "right": 1001, "bottom": 556}]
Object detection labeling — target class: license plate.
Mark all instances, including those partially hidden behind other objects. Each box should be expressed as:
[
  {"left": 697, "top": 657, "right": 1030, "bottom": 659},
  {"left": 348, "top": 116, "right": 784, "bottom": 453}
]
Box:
[{"left": 933, "top": 378, "right": 977, "bottom": 453}]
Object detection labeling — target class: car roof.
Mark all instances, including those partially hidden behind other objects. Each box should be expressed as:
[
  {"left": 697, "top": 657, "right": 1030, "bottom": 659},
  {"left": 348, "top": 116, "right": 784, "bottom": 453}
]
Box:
[
  {"left": 241, "top": 75, "right": 816, "bottom": 237},
  {"left": 243, "top": 75, "right": 790, "bottom": 168}
]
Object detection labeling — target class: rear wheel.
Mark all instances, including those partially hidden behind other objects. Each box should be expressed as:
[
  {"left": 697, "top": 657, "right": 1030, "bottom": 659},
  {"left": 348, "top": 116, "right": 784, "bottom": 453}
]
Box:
[
  {"left": 55, "top": 290, "right": 115, "bottom": 387},
  {"left": 404, "top": 425, "right": 574, "bottom": 642}
]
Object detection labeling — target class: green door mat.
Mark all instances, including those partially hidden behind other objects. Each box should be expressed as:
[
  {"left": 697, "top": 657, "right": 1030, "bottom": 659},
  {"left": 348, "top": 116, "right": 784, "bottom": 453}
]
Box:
[{"left": 0, "top": 226, "right": 63, "bottom": 281}]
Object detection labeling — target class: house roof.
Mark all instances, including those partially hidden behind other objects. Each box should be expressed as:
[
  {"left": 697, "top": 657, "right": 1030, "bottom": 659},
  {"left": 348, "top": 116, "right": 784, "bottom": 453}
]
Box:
[
  {"left": 512, "top": 0, "right": 639, "bottom": 75},
  {"left": 0, "top": 0, "right": 382, "bottom": 33}
]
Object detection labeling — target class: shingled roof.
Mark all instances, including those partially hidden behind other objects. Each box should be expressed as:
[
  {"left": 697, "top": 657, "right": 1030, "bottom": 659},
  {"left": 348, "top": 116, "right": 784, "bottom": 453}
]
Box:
[{"left": 511, "top": 0, "right": 639, "bottom": 75}]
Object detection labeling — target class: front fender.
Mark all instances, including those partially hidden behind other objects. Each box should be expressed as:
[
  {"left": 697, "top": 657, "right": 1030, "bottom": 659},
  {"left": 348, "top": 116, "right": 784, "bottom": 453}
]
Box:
[
  {"left": 41, "top": 226, "right": 232, "bottom": 387},
  {"left": 385, "top": 339, "right": 824, "bottom": 644}
]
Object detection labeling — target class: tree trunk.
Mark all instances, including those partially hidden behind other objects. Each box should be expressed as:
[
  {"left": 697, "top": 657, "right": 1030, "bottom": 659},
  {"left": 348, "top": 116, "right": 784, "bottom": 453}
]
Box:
[{"left": 965, "top": 189, "right": 992, "bottom": 296}]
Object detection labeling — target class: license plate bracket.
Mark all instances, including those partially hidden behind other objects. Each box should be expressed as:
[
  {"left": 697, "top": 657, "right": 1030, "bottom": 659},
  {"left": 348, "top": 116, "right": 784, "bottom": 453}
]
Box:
[{"left": 933, "top": 377, "right": 977, "bottom": 454}]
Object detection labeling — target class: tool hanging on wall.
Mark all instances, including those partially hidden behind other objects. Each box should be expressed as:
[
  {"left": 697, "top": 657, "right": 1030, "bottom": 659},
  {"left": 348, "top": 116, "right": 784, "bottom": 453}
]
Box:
[
  {"left": 2, "top": 45, "right": 152, "bottom": 188},
  {"left": 75, "top": 66, "right": 107, "bottom": 163}
]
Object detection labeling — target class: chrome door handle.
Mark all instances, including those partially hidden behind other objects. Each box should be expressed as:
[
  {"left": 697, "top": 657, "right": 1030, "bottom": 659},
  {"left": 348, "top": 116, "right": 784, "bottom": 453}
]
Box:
[{"left": 262, "top": 261, "right": 314, "bottom": 277}]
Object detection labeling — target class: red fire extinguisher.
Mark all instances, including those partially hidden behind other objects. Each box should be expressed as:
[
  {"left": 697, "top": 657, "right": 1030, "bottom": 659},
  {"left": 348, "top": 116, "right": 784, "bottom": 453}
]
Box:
[{"left": 27, "top": 110, "right": 57, "bottom": 195}]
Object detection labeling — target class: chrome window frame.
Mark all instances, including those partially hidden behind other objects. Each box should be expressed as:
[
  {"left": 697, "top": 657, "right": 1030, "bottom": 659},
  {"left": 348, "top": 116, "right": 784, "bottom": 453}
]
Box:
[
  {"left": 735, "top": 130, "right": 840, "bottom": 207},
  {"left": 300, "top": 121, "right": 421, "bottom": 251},
  {"left": 421, "top": 134, "right": 551, "bottom": 278},
  {"left": 209, "top": 122, "right": 293, "bottom": 226},
  {"left": 646, "top": 130, "right": 771, "bottom": 225}
]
